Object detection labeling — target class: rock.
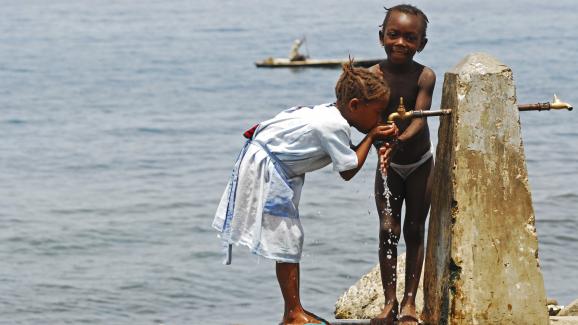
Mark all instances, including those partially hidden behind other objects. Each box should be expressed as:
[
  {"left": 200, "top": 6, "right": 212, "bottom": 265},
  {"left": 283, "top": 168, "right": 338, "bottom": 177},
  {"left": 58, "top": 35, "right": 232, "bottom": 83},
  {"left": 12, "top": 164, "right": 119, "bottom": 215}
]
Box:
[
  {"left": 559, "top": 299, "right": 578, "bottom": 317},
  {"left": 334, "top": 253, "right": 424, "bottom": 319},
  {"left": 549, "top": 298, "right": 560, "bottom": 306},
  {"left": 550, "top": 316, "right": 578, "bottom": 324}
]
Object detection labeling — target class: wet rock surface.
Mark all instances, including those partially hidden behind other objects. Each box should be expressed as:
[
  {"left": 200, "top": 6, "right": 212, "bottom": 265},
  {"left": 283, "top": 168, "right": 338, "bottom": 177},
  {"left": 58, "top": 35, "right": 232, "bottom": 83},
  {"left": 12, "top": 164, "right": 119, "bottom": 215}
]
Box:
[{"left": 559, "top": 299, "right": 578, "bottom": 317}]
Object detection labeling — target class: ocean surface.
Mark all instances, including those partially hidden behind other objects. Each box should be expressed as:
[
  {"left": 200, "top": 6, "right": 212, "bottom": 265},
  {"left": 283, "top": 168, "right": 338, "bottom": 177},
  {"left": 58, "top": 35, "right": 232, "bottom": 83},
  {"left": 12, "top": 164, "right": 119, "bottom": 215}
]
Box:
[{"left": 1, "top": 1, "right": 577, "bottom": 324}]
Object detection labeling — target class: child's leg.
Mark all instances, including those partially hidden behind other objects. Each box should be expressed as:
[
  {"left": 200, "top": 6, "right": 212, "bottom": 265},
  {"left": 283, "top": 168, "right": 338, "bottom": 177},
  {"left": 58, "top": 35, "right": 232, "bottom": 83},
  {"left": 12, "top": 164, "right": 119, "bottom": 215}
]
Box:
[
  {"left": 276, "top": 262, "right": 324, "bottom": 325},
  {"left": 373, "top": 169, "right": 405, "bottom": 322},
  {"left": 399, "top": 158, "right": 433, "bottom": 323}
]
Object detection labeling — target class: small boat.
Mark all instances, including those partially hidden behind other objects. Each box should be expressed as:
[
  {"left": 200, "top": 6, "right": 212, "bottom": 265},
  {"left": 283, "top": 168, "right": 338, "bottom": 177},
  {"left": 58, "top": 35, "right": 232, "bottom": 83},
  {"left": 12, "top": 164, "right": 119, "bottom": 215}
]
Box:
[
  {"left": 256, "top": 37, "right": 381, "bottom": 68},
  {"left": 255, "top": 57, "right": 382, "bottom": 68}
]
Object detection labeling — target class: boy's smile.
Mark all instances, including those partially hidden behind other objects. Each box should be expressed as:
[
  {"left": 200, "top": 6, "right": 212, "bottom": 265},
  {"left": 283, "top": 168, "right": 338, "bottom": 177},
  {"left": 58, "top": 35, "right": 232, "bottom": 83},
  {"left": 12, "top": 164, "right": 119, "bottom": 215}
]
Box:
[{"left": 380, "top": 11, "right": 426, "bottom": 65}]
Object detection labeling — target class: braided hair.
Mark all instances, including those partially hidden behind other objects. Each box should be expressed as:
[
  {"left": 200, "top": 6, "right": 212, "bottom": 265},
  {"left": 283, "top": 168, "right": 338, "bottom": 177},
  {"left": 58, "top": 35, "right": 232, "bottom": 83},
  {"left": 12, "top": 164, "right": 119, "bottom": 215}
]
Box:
[
  {"left": 381, "top": 4, "right": 429, "bottom": 38},
  {"left": 335, "top": 59, "right": 389, "bottom": 109}
]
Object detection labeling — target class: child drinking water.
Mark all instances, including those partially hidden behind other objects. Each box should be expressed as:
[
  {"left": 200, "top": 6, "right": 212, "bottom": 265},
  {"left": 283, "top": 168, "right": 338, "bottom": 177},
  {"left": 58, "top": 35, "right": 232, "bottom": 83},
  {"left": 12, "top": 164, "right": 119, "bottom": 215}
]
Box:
[
  {"left": 213, "top": 61, "right": 397, "bottom": 325},
  {"left": 369, "top": 4, "right": 436, "bottom": 325}
]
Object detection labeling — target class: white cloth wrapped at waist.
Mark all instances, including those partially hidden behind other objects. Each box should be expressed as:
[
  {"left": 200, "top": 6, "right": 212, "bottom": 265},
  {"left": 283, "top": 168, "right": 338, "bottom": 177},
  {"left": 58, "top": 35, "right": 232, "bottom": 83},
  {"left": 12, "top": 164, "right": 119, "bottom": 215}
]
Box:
[{"left": 213, "top": 140, "right": 305, "bottom": 264}]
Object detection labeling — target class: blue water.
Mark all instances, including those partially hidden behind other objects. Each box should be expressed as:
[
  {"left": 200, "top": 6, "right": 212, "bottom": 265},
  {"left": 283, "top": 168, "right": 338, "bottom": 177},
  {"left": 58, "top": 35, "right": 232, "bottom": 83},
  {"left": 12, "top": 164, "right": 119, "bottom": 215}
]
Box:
[{"left": 1, "top": 1, "right": 577, "bottom": 324}]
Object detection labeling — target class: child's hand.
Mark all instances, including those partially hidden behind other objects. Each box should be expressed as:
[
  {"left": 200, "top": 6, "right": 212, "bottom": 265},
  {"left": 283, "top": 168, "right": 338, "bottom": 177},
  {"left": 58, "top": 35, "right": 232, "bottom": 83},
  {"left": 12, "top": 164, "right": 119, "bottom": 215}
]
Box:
[
  {"left": 379, "top": 142, "right": 395, "bottom": 175},
  {"left": 369, "top": 123, "right": 398, "bottom": 141}
]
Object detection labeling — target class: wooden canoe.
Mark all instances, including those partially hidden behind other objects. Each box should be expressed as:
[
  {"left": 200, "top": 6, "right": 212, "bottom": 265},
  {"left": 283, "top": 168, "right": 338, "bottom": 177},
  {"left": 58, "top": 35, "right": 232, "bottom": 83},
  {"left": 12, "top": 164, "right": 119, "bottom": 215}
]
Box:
[{"left": 255, "top": 57, "right": 382, "bottom": 68}]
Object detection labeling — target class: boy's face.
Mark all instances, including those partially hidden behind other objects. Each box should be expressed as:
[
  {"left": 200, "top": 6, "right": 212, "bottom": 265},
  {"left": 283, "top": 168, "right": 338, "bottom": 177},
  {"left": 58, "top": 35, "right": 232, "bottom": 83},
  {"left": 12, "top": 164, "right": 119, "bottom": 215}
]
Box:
[
  {"left": 380, "top": 11, "right": 426, "bottom": 64},
  {"left": 349, "top": 98, "right": 388, "bottom": 134}
]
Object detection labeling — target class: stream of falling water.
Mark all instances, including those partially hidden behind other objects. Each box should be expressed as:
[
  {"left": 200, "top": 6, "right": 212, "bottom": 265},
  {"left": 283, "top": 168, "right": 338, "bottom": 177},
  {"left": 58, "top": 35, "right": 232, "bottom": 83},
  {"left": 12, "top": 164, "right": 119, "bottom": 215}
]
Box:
[
  {"left": 382, "top": 171, "right": 395, "bottom": 262},
  {"left": 382, "top": 171, "right": 393, "bottom": 215}
]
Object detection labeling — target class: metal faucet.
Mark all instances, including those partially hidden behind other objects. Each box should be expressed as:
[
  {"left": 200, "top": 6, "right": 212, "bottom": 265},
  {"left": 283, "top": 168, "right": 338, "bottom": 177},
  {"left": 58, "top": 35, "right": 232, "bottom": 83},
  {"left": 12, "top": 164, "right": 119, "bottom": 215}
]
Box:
[
  {"left": 386, "top": 95, "right": 572, "bottom": 123},
  {"left": 386, "top": 97, "right": 452, "bottom": 123}
]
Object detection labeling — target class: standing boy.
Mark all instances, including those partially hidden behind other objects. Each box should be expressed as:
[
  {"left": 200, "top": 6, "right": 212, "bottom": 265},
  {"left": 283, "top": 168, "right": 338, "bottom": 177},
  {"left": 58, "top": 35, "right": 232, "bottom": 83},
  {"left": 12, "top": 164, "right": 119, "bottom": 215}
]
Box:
[{"left": 370, "top": 4, "right": 436, "bottom": 325}]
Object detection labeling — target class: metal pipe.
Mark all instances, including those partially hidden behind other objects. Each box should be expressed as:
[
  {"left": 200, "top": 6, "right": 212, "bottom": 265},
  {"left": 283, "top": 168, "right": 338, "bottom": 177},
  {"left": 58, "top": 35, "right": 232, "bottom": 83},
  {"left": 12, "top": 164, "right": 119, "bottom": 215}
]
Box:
[
  {"left": 411, "top": 109, "right": 453, "bottom": 118},
  {"left": 517, "top": 94, "right": 573, "bottom": 111},
  {"left": 386, "top": 95, "right": 573, "bottom": 123},
  {"left": 517, "top": 102, "right": 552, "bottom": 111},
  {"left": 386, "top": 109, "right": 452, "bottom": 123}
]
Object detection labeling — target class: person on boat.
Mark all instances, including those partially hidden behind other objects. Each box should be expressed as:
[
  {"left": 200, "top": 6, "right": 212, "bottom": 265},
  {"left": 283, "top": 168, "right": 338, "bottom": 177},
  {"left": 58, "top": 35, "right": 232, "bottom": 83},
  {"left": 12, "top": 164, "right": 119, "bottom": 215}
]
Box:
[
  {"left": 213, "top": 61, "right": 397, "bottom": 325},
  {"left": 368, "top": 4, "right": 436, "bottom": 325},
  {"left": 289, "top": 38, "right": 307, "bottom": 61}
]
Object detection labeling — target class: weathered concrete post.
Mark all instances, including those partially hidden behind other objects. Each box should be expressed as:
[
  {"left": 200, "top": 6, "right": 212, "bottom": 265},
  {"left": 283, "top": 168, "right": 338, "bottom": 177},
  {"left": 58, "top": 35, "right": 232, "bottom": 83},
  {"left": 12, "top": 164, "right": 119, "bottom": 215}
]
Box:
[{"left": 422, "top": 53, "right": 548, "bottom": 325}]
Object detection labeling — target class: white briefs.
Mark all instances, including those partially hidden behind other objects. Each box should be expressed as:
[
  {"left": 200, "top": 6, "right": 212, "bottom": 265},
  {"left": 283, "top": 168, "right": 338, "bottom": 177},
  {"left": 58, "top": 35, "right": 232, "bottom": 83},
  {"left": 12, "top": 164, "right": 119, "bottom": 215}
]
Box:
[{"left": 389, "top": 148, "right": 433, "bottom": 180}]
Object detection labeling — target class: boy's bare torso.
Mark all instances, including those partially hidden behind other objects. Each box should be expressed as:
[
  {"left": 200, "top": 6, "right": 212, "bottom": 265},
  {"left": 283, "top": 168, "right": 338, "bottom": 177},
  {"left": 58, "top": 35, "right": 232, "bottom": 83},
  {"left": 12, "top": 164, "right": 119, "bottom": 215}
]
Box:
[{"left": 371, "top": 61, "right": 432, "bottom": 164}]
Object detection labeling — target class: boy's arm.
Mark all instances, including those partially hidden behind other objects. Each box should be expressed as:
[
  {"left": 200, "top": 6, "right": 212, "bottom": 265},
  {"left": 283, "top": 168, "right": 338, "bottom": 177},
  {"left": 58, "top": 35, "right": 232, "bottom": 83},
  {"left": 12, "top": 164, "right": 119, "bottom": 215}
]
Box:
[
  {"left": 397, "top": 67, "right": 436, "bottom": 142},
  {"left": 340, "top": 124, "right": 396, "bottom": 181}
]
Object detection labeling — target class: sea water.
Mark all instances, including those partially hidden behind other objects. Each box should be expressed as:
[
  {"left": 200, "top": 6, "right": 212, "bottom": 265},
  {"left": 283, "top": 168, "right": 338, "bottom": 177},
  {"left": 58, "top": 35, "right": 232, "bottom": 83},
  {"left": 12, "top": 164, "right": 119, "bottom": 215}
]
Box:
[{"left": 1, "top": 1, "right": 577, "bottom": 324}]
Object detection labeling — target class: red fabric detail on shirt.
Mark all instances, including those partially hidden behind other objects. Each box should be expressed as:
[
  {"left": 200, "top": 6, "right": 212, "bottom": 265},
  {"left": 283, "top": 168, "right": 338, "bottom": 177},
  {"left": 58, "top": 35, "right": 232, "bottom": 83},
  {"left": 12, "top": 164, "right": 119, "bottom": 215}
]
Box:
[{"left": 243, "top": 124, "right": 259, "bottom": 139}]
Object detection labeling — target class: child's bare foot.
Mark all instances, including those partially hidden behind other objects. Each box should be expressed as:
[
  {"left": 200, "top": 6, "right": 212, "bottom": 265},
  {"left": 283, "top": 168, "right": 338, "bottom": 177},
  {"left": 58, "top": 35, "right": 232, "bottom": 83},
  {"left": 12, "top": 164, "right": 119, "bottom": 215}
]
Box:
[
  {"left": 281, "top": 309, "right": 328, "bottom": 325},
  {"left": 398, "top": 302, "right": 419, "bottom": 325},
  {"left": 370, "top": 300, "right": 398, "bottom": 325},
  {"left": 304, "top": 309, "right": 330, "bottom": 324}
]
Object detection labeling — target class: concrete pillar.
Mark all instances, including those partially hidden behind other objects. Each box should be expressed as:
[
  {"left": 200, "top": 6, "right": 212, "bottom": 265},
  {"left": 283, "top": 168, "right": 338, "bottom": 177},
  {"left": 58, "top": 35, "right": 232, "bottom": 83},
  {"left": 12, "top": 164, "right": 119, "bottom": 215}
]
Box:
[{"left": 422, "top": 53, "right": 548, "bottom": 325}]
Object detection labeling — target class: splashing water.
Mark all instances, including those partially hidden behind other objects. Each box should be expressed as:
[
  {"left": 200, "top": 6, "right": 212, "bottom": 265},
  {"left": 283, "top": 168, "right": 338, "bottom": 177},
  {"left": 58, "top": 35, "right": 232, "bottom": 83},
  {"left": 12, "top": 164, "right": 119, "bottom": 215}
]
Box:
[{"left": 382, "top": 172, "right": 393, "bottom": 216}]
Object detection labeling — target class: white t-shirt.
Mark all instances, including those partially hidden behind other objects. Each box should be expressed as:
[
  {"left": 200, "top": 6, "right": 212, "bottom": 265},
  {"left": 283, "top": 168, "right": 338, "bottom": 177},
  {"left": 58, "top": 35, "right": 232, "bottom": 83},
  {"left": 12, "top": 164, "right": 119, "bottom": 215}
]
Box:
[{"left": 254, "top": 103, "right": 358, "bottom": 175}]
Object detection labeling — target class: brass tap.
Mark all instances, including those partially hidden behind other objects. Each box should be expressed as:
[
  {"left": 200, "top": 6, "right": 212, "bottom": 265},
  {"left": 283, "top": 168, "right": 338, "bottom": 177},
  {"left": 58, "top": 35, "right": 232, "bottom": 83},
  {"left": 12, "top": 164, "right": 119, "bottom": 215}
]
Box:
[
  {"left": 550, "top": 94, "right": 573, "bottom": 110},
  {"left": 397, "top": 97, "right": 406, "bottom": 114},
  {"left": 386, "top": 97, "right": 414, "bottom": 123}
]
